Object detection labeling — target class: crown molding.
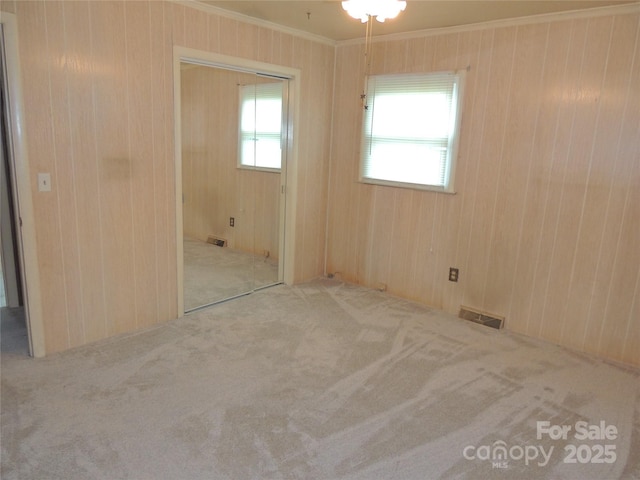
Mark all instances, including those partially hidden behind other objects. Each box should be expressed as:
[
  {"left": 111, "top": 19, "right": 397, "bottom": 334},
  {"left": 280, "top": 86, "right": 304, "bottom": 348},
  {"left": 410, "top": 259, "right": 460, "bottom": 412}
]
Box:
[
  {"left": 174, "top": 0, "right": 338, "bottom": 47},
  {"left": 338, "top": 2, "right": 640, "bottom": 46},
  {"left": 174, "top": 1, "right": 639, "bottom": 48}
]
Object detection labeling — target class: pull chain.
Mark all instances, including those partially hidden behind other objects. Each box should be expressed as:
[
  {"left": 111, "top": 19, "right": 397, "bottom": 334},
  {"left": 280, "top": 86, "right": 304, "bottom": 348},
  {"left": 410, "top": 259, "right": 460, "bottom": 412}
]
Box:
[{"left": 361, "top": 14, "right": 374, "bottom": 110}]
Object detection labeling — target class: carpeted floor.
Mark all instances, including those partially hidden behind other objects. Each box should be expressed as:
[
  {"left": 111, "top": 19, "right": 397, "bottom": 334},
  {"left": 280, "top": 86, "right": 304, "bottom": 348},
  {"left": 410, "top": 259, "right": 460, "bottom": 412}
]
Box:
[
  {"left": 0, "top": 306, "right": 28, "bottom": 356},
  {"left": 183, "top": 236, "right": 279, "bottom": 311},
  {"left": 1, "top": 279, "right": 639, "bottom": 479}
]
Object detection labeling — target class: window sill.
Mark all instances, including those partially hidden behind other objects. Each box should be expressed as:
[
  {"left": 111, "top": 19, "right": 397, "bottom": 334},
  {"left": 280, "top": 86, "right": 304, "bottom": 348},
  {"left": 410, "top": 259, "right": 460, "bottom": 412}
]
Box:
[
  {"left": 360, "top": 177, "right": 456, "bottom": 194},
  {"left": 237, "top": 165, "right": 281, "bottom": 174}
]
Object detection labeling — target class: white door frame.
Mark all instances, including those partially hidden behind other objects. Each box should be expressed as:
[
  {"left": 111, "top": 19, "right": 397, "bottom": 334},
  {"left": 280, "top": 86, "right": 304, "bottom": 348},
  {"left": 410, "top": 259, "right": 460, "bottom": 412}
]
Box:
[
  {"left": 1, "top": 13, "right": 45, "bottom": 357},
  {"left": 173, "top": 47, "right": 300, "bottom": 316}
]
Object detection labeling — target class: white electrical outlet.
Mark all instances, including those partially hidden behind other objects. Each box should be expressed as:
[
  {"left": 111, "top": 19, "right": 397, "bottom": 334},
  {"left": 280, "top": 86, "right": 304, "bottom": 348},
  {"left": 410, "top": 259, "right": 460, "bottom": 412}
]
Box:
[{"left": 38, "top": 173, "right": 51, "bottom": 192}]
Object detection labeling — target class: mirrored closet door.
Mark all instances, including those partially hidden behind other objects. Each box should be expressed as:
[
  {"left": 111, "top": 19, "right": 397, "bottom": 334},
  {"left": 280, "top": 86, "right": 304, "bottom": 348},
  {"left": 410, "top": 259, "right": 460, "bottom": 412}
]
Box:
[{"left": 180, "top": 62, "right": 288, "bottom": 311}]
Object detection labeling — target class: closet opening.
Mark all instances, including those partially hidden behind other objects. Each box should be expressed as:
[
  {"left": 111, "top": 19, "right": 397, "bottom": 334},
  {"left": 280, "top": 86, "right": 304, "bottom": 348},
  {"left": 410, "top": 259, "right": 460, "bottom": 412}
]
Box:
[{"left": 174, "top": 49, "right": 299, "bottom": 315}]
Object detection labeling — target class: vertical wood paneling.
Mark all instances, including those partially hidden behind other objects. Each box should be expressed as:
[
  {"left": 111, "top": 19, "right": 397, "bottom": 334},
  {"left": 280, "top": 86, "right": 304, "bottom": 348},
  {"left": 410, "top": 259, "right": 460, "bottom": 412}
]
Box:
[
  {"left": 208, "top": 14, "right": 220, "bottom": 53},
  {"left": 184, "top": 5, "right": 207, "bottom": 51},
  {"left": 328, "top": 12, "right": 640, "bottom": 367},
  {"left": 540, "top": 17, "right": 612, "bottom": 345},
  {"left": 238, "top": 21, "right": 258, "bottom": 59},
  {"left": 90, "top": 1, "right": 136, "bottom": 336},
  {"left": 562, "top": 14, "right": 637, "bottom": 352},
  {"left": 594, "top": 16, "right": 640, "bottom": 363},
  {"left": 278, "top": 32, "right": 294, "bottom": 66},
  {"left": 63, "top": 0, "right": 107, "bottom": 344},
  {"left": 432, "top": 33, "right": 459, "bottom": 70},
  {"left": 292, "top": 37, "right": 310, "bottom": 282},
  {"left": 513, "top": 21, "right": 570, "bottom": 337},
  {"left": 530, "top": 20, "right": 585, "bottom": 341},
  {"left": 13, "top": 0, "right": 333, "bottom": 356},
  {"left": 452, "top": 29, "right": 492, "bottom": 312},
  {"left": 465, "top": 27, "right": 516, "bottom": 310},
  {"left": 271, "top": 31, "right": 282, "bottom": 64},
  {"left": 388, "top": 190, "right": 418, "bottom": 295},
  {"left": 171, "top": 2, "right": 185, "bottom": 47},
  {"left": 14, "top": 0, "right": 634, "bottom": 366},
  {"left": 293, "top": 36, "right": 333, "bottom": 281},
  {"left": 627, "top": 266, "right": 640, "bottom": 366},
  {"left": 405, "top": 37, "right": 426, "bottom": 73},
  {"left": 257, "top": 27, "right": 273, "bottom": 63},
  {"left": 443, "top": 29, "right": 482, "bottom": 314},
  {"left": 126, "top": 1, "right": 158, "bottom": 329},
  {"left": 163, "top": 3, "right": 178, "bottom": 320},
  {"left": 16, "top": 0, "right": 70, "bottom": 353},
  {"left": 366, "top": 187, "right": 395, "bottom": 288},
  {"left": 581, "top": 16, "right": 640, "bottom": 364},
  {"left": 301, "top": 41, "right": 333, "bottom": 279},
  {"left": 149, "top": 0, "right": 173, "bottom": 326},
  {"left": 483, "top": 23, "right": 548, "bottom": 324},
  {"left": 44, "top": 1, "right": 85, "bottom": 348},
  {"left": 599, "top": 162, "right": 640, "bottom": 361},
  {"left": 430, "top": 32, "right": 459, "bottom": 309},
  {"left": 383, "top": 39, "right": 406, "bottom": 73},
  {"left": 218, "top": 16, "right": 238, "bottom": 56},
  {"left": 16, "top": 0, "right": 182, "bottom": 350},
  {"left": 326, "top": 44, "right": 358, "bottom": 281}
]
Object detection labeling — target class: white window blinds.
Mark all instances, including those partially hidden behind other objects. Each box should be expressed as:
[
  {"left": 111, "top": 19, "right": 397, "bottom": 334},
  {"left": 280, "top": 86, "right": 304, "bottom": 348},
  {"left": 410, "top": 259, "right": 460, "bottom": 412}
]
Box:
[
  {"left": 361, "top": 71, "right": 462, "bottom": 192},
  {"left": 239, "top": 82, "right": 283, "bottom": 170}
]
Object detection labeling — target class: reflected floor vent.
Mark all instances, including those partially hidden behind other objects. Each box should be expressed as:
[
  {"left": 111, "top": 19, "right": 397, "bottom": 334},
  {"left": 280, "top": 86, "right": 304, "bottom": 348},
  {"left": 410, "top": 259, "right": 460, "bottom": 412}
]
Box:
[
  {"left": 459, "top": 305, "right": 504, "bottom": 329},
  {"left": 207, "top": 235, "right": 226, "bottom": 247}
]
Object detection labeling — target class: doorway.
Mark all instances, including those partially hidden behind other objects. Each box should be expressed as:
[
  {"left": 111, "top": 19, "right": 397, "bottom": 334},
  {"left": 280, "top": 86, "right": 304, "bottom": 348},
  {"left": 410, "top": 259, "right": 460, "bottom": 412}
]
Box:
[
  {"left": 174, "top": 49, "right": 299, "bottom": 315},
  {"left": 1, "top": 71, "right": 22, "bottom": 310},
  {"left": 1, "top": 51, "right": 28, "bottom": 354},
  {"left": 0, "top": 15, "right": 45, "bottom": 357}
]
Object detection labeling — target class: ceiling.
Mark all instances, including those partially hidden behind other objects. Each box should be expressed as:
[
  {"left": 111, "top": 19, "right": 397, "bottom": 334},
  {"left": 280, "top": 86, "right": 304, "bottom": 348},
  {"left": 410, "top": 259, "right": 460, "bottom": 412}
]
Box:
[{"left": 199, "top": 0, "right": 636, "bottom": 41}]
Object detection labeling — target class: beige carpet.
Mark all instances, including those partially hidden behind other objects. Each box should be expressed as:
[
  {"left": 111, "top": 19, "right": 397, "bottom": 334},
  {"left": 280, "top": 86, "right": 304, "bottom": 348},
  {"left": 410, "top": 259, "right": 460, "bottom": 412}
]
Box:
[
  {"left": 1, "top": 279, "right": 639, "bottom": 479},
  {"left": 183, "top": 236, "right": 279, "bottom": 311}
]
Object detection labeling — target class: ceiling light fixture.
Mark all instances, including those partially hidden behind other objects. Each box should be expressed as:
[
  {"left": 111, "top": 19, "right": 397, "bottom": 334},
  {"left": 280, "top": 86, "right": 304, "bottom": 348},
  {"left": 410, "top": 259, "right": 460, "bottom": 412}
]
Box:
[
  {"left": 341, "top": 0, "right": 407, "bottom": 23},
  {"left": 342, "top": 0, "right": 406, "bottom": 109}
]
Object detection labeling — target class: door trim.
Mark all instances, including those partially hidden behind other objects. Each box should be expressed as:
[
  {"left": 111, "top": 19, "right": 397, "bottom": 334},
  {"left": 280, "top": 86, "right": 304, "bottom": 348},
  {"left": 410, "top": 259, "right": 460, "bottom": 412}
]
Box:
[
  {"left": 173, "top": 47, "right": 300, "bottom": 316},
  {"left": 1, "top": 13, "right": 45, "bottom": 357}
]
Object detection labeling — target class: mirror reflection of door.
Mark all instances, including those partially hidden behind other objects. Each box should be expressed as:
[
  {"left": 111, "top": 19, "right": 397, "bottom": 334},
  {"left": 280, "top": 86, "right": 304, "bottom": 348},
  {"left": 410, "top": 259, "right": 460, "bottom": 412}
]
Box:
[{"left": 181, "top": 63, "right": 287, "bottom": 311}]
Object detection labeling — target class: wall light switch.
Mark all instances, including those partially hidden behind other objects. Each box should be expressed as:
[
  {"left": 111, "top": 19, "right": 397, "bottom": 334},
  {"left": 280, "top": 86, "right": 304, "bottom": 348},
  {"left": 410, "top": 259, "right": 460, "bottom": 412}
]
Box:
[{"left": 38, "top": 173, "right": 52, "bottom": 192}]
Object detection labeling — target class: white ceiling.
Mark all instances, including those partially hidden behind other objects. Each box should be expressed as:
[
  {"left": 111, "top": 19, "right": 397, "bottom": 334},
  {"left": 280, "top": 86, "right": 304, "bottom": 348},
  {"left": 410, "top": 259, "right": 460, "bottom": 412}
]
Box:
[{"left": 199, "top": 0, "right": 636, "bottom": 41}]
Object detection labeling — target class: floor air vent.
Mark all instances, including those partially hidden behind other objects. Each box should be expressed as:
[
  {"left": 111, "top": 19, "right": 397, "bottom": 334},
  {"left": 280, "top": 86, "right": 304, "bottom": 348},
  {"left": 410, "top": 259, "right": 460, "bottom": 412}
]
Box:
[
  {"left": 459, "top": 306, "right": 504, "bottom": 329},
  {"left": 207, "top": 235, "right": 226, "bottom": 247}
]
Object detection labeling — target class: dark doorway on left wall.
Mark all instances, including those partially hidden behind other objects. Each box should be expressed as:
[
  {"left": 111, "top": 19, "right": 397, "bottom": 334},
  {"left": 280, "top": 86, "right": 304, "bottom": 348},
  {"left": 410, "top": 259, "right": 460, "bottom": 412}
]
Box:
[{"left": 0, "top": 25, "right": 28, "bottom": 356}]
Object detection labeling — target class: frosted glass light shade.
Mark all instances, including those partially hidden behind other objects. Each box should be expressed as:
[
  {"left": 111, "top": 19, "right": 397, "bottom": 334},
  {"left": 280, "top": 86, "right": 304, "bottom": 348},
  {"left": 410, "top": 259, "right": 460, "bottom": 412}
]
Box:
[{"left": 341, "top": 0, "right": 407, "bottom": 23}]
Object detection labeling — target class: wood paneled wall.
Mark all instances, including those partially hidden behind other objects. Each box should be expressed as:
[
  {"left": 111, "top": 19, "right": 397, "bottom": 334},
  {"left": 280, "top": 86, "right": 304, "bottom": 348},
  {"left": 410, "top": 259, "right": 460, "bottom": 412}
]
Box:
[
  {"left": 327, "top": 12, "right": 640, "bottom": 366},
  {"left": 5, "top": 0, "right": 637, "bottom": 366},
  {"left": 9, "top": 0, "right": 334, "bottom": 354},
  {"left": 181, "top": 66, "right": 281, "bottom": 259}
]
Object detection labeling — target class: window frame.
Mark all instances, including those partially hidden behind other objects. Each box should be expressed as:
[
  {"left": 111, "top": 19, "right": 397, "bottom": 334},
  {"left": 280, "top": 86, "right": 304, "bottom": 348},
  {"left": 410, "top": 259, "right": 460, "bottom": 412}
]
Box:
[
  {"left": 237, "top": 81, "right": 284, "bottom": 173},
  {"left": 359, "top": 70, "right": 465, "bottom": 194}
]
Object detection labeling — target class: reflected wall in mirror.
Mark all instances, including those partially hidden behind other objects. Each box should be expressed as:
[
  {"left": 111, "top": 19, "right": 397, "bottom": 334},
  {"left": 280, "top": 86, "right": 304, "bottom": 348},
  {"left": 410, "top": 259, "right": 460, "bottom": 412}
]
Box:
[{"left": 181, "top": 63, "right": 287, "bottom": 311}]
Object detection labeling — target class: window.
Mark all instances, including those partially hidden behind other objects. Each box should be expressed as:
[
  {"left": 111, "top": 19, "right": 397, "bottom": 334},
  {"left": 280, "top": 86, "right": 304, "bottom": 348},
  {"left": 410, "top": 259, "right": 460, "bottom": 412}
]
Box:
[
  {"left": 360, "top": 71, "right": 464, "bottom": 192},
  {"left": 239, "top": 82, "right": 283, "bottom": 171}
]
